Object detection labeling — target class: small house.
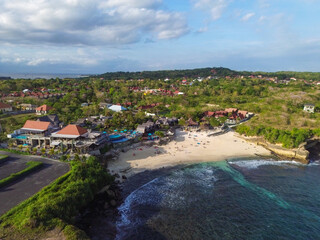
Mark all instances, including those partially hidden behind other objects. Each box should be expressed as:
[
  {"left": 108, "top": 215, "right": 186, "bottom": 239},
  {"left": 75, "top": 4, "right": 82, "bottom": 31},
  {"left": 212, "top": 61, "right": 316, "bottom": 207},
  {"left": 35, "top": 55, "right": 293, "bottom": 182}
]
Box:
[
  {"left": 108, "top": 105, "right": 127, "bottom": 112},
  {"left": 0, "top": 102, "right": 12, "bottom": 112},
  {"left": 304, "top": 104, "right": 315, "bottom": 113},
  {"left": 36, "top": 104, "right": 53, "bottom": 115}
]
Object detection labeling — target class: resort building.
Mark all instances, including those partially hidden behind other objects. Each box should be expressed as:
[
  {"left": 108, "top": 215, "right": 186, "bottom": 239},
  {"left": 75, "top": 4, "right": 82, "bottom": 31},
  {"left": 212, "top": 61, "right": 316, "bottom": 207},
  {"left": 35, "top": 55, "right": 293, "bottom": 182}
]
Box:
[
  {"left": 136, "top": 121, "right": 156, "bottom": 134},
  {"left": 8, "top": 120, "right": 109, "bottom": 153},
  {"left": 37, "top": 114, "right": 61, "bottom": 127},
  {"left": 187, "top": 118, "right": 199, "bottom": 129},
  {"left": 36, "top": 104, "right": 53, "bottom": 115},
  {"left": 51, "top": 124, "right": 109, "bottom": 153},
  {"left": 7, "top": 120, "right": 58, "bottom": 147},
  {"left": 155, "top": 117, "right": 178, "bottom": 126},
  {"left": 238, "top": 111, "right": 249, "bottom": 120},
  {"left": 0, "top": 102, "right": 12, "bottom": 112}
]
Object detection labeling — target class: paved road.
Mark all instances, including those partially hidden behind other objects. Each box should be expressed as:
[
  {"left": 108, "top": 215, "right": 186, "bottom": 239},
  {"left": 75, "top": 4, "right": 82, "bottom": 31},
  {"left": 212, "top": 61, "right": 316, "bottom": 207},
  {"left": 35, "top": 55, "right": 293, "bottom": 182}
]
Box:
[
  {"left": 0, "top": 151, "right": 69, "bottom": 216},
  {"left": 0, "top": 158, "right": 28, "bottom": 179}
]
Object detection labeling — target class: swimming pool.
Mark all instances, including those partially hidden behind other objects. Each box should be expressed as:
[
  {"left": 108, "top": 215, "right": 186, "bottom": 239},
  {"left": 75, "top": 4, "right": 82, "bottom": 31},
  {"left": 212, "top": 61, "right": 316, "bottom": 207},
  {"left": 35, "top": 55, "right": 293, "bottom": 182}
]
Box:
[
  {"left": 109, "top": 134, "right": 123, "bottom": 140},
  {"left": 111, "top": 138, "right": 129, "bottom": 143},
  {"left": 13, "top": 135, "right": 28, "bottom": 139}
]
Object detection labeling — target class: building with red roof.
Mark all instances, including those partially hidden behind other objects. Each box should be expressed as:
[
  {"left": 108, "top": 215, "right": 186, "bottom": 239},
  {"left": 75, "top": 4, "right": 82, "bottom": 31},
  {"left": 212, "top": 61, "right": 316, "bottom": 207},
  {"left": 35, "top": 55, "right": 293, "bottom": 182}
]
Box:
[
  {"left": 21, "top": 120, "right": 52, "bottom": 132},
  {"left": 0, "top": 102, "right": 12, "bottom": 112},
  {"left": 52, "top": 125, "right": 88, "bottom": 139},
  {"left": 36, "top": 104, "right": 53, "bottom": 115}
]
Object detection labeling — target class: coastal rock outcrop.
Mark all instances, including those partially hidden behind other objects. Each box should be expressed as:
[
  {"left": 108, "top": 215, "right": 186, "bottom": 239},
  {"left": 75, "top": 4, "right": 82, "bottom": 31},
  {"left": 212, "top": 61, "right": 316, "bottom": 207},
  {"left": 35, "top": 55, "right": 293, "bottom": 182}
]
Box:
[{"left": 240, "top": 136, "right": 309, "bottom": 164}]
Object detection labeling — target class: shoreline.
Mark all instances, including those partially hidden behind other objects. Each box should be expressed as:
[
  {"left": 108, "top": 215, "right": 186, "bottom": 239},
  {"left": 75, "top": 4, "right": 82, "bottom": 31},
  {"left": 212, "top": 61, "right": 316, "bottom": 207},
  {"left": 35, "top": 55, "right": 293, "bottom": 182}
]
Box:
[{"left": 107, "top": 129, "right": 272, "bottom": 179}]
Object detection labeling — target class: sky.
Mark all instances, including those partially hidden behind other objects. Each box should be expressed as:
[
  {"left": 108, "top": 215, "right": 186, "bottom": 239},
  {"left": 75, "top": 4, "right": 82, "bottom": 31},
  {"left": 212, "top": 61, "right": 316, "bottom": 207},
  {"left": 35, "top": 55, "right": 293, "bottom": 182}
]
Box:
[{"left": 0, "top": 0, "right": 320, "bottom": 74}]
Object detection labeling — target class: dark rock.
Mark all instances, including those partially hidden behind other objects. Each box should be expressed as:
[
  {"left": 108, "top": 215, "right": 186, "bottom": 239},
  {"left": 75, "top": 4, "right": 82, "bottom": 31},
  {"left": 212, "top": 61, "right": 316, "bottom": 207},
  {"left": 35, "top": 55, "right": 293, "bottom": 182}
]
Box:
[
  {"left": 110, "top": 200, "right": 117, "bottom": 207},
  {"left": 107, "top": 190, "right": 116, "bottom": 198}
]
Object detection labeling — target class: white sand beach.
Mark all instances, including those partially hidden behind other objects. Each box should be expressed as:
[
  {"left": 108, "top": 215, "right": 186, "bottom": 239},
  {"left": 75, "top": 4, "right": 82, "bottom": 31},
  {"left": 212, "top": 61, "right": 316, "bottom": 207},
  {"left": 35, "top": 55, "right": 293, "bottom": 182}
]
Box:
[{"left": 108, "top": 129, "right": 271, "bottom": 178}]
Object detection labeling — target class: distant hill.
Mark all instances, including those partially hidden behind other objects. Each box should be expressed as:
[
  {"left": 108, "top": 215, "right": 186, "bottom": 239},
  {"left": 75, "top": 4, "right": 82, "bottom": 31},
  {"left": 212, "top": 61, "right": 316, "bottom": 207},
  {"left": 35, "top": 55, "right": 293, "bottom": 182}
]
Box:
[
  {"left": 95, "top": 67, "right": 238, "bottom": 80},
  {"left": 95, "top": 67, "right": 320, "bottom": 81}
]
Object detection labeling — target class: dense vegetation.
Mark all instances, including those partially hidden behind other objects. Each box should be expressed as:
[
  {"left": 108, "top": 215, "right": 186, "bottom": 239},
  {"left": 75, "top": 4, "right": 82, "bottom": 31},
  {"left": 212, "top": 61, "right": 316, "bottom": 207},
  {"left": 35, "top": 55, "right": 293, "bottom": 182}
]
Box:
[
  {"left": 95, "top": 67, "right": 320, "bottom": 81},
  {"left": 0, "top": 161, "right": 43, "bottom": 188},
  {"left": 1, "top": 67, "right": 320, "bottom": 146},
  {"left": 236, "top": 125, "right": 313, "bottom": 148},
  {"left": 96, "top": 67, "right": 238, "bottom": 80},
  {"left": 0, "top": 113, "right": 37, "bottom": 142},
  {"left": 0, "top": 157, "right": 114, "bottom": 240}
]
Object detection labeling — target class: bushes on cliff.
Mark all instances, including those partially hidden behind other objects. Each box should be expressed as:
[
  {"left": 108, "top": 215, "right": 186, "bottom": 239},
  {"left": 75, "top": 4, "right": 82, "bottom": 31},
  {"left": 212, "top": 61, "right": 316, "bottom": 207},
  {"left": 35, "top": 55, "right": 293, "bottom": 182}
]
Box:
[
  {"left": 0, "top": 156, "right": 114, "bottom": 239},
  {"left": 236, "top": 125, "right": 312, "bottom": 148}
]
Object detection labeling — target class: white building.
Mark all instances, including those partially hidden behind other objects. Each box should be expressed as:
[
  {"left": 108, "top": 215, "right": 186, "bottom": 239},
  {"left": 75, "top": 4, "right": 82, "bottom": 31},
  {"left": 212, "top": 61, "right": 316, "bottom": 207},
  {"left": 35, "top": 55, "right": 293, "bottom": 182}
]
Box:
[
  {"left": 0, "top": 102, "right": 12, "bottom": 112},
  {"left": 304, "top": 104, "right": 315, "bottom": 113},
  {"left": 108, "top": 105, "right": 127, "bottom": 112}
]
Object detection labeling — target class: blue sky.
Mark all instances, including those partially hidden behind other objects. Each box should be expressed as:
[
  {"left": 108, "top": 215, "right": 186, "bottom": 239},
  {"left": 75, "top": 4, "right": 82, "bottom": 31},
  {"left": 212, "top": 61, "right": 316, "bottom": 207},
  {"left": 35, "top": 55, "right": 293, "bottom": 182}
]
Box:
[{"left": 0, "top": 0, "right": 319, "bottom": 74}]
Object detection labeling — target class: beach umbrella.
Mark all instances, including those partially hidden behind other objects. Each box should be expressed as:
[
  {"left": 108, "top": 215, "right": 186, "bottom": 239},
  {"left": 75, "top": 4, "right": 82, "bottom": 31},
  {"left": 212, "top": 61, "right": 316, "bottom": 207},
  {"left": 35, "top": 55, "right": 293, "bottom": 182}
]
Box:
[
  {"left": 148, "top": 133, "right": 152, "bottom": 135},
  {"left": 124, "top": 129, "right": 127, "bottom": 132},
  {"left": 114, "top": 129, "right": 118, "bottom": 132},
  {"left": 120, "top": 131, "right": 124, "bottom": 133}
]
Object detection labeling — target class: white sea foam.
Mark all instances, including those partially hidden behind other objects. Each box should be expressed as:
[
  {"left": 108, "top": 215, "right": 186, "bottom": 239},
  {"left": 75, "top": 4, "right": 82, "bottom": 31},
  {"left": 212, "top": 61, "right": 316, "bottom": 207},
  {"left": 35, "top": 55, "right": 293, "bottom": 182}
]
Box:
[
  {"left": 116, "top": 166, "right": 218, "bottom": 240},
  {"left": 228, "top": 159, "right": 305, "bottom": 169}
]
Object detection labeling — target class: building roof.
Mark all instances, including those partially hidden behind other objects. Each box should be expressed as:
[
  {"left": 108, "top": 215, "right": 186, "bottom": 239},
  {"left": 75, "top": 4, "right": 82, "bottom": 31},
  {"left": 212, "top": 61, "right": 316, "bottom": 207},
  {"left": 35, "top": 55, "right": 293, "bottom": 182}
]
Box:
[
  {"left": 22, "top": 120, "right": 51, "bottom": 131},
  {"left": 38, "top": 114, "right": 59, "bottom": 125},
  {"left": 225, "top": 108, "right": 238, "bottom": 113},
  {"left": 187, "top": 118, "right": 199, "bottom": 126},
  {"left": 36, "top": 104, "right": 53, "bottom": 111},
  {"left": 0, "top": 102, "right": 11, "bottom": 109},
  {"left": 204, "top": 111, "right": 215, "bottom": 117},
  {"left": 108, "top": 105, "right": 127, "bottom": 112},
  {"left": 55, "top": 124, "right": 88, "bottom": 136}
]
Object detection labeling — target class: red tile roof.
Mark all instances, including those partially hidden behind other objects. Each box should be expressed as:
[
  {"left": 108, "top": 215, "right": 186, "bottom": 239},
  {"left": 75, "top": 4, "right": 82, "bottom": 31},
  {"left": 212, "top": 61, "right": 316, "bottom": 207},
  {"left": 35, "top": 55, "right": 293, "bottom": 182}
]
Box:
[
  {"left": 56, "top": 125, "right": 87, "bottom": 136},
  {"left": 225, "top": 108, "right": 238, "bottom": 113},
  {"left": 0, "top": 102, "right": 11, "bottom": 109},
  {"left": 204, "top": 111, "right": 215, "bottom": 117},
  {"left": 22, "top": 120, "right": 51, "bottom": 131},
  {"left": 36, "top": 104, "right": 53, "bottom": 111}
]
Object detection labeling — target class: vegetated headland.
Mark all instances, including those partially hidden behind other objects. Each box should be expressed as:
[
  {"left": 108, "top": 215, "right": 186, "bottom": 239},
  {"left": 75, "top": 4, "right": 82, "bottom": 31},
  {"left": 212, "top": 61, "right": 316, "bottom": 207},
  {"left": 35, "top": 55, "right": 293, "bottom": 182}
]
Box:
[{"left": 1, "top": 66, "right": 320, "bottom": 239}]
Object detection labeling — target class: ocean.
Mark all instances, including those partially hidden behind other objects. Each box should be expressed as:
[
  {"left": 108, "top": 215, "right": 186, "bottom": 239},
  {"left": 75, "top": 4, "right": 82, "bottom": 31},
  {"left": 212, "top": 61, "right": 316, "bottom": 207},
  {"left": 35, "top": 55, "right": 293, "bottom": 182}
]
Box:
[
  {"left": 111, "top": 159, "right": 320, "bottom": 240},
  {"left": 0, "top": 73, "right": 88, "bottom": 79}
]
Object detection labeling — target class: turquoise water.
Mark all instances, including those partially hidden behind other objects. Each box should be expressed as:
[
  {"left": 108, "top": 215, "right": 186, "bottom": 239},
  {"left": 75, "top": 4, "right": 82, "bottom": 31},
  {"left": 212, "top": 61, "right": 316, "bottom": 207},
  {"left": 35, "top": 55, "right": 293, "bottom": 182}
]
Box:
[
  {"left": 13, "top": 135, "right": 27, "bottom": 139},
  {"left": 115, "top": 159, "right": 320, "bottom": 240},
  {"left": 109, "top": 134, "right": 123, "bottom": 139},
  {"left": 111, "top": 138, "right": 129, "bottom": 143}
]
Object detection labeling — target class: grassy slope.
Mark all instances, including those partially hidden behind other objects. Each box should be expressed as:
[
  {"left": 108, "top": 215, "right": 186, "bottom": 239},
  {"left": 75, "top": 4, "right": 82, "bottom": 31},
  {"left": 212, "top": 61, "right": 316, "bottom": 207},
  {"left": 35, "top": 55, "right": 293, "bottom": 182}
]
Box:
[{"left": 0, "top": 113, "right": 37, "bottom": 141}]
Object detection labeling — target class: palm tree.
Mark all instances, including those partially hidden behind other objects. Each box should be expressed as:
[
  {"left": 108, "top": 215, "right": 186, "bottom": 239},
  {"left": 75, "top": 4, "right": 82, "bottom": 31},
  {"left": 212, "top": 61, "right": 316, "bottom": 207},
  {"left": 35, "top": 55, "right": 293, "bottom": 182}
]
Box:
[
  {"left": 32, "top": 147, "right": 37, "bottom": 155},
  {"left": 41, "top": 148, "right": 46, "bottom": 156},
  {"left": 49, "top": 148, "right": 54, "bottom": 156}
]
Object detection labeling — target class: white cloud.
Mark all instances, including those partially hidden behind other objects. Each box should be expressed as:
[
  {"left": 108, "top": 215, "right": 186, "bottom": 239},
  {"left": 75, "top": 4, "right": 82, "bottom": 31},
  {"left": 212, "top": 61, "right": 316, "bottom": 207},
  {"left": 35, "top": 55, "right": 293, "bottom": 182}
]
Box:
[
  {"left": 241, "top": 13, "right": 255, "bottom": 22},
  {"left": 192, "top": 0, "right": 230, "bottom": 20},
  {"left": 0, "top": 0, "right": 189, "bottom": 46}
]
